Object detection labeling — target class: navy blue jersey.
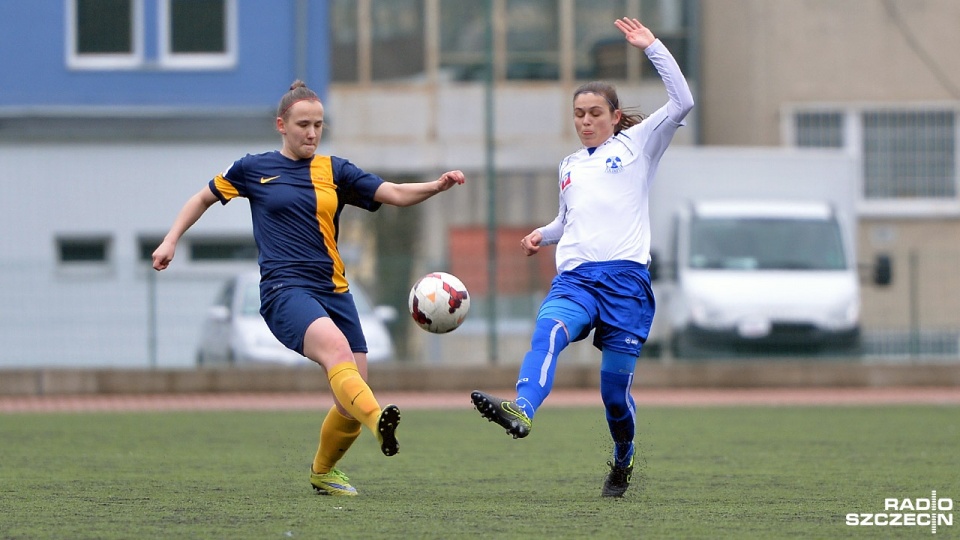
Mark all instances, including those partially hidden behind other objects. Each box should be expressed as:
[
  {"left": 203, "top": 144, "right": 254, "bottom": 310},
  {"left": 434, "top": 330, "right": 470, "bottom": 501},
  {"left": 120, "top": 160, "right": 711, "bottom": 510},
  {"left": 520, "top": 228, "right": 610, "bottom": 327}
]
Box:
[{"left": 209, "top": 151, "right": 383, "bottom": 297}]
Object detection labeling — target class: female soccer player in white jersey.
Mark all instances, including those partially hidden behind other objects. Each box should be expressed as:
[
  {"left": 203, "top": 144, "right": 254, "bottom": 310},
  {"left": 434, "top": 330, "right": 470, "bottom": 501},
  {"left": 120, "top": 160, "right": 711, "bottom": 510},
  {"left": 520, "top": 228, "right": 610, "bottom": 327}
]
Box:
[
  {"left": 153, "top": 81, "right": 465, "bottom": 496},
  {"left": 472, "top": 17, "right": 694, "bottom": 498}
]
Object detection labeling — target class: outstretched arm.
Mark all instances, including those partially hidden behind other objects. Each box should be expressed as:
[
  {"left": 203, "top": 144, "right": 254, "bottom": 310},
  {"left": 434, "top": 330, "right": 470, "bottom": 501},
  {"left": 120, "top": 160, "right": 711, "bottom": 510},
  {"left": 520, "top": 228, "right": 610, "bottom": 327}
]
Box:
[
  {"left": 374, "top": 170, "right": 466, "bottom": 207},
  {"left": 152, "top": 187, "right": 219, "bottom": 271},
  {"left": 617, "top": 16, "right": 694, "bottom": 126}
]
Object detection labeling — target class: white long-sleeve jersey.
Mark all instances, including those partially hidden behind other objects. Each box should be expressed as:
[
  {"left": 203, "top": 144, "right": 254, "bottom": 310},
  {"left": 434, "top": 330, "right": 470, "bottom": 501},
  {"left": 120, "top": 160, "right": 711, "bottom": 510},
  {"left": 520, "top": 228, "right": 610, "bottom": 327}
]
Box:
[{"left": 538, "top": 39, "right": 693, "bottom": 274}]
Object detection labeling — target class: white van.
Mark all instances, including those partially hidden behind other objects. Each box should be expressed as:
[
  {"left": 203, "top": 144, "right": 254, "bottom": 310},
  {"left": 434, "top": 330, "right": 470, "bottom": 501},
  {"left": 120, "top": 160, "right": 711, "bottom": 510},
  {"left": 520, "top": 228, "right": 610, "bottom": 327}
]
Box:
[
  {"left": 661, "top": 200, "right": 868, "bottom": 357},
  {"left": 646, "top": 147, "right": 891, "bottom": 358}
]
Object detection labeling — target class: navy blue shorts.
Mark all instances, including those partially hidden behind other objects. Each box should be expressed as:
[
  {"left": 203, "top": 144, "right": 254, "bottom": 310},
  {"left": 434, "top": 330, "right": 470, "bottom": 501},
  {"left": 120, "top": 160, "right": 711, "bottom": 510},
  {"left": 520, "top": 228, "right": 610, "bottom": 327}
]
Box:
[
  {"left": 260, "top": 286, "right": 367, "bottom": 357},
  {"left": 539, "top": 260, "right": 655, "bottom": 355}
]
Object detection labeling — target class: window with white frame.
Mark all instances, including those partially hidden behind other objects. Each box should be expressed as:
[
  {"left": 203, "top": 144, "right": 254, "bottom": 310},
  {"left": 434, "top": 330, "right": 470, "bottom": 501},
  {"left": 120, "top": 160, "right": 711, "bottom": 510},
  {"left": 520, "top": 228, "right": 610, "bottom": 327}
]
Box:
[
  {"left": 862, "top": 110, "right": 955, "bottom": 199},
  {"left": 159, "top": 0, "right": 236, "bottom": 69},
  {"left": 67, "top": 0, "right": 143, "bottom": 69},
  {"left": 793, "top": 107, "right": 957, "bottom": 202},
  {"left": 66, "top": 0, "right": 235, "bottom": 71}
]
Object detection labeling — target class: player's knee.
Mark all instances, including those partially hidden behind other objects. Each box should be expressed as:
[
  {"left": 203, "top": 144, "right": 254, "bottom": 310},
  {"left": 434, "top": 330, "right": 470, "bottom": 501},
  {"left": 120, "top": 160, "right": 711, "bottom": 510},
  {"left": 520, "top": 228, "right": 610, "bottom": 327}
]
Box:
[
  {"left": 601, "top": 392, "right": 630, "bottom": 420},
  {"left": 530, "top": 317, "right": 570, "bottom": 352},
  {"left": 303, "top": 320, "right": 354, "bottom": 369},
  {"left": 600, "top": 370, "right": 633, "bottom": 420}
]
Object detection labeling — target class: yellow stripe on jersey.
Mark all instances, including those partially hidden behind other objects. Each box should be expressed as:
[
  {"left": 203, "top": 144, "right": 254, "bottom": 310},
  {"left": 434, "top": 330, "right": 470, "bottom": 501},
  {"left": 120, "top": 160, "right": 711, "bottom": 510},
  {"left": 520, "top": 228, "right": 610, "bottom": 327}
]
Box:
[
  {"left": 310, "top": 156, "right": 349, "bottom": 293},
  {"left": 212, "top": 174, "right": 240, "bottom": 200}
]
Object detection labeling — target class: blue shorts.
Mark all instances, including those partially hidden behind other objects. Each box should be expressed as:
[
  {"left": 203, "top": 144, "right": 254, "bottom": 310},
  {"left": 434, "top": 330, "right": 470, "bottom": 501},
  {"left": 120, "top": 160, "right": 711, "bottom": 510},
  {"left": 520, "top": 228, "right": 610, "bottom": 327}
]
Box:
[
  {"left": 260, "top": 286, "right": 367, "bottom": 356},
  {"left": 539, "top": 260, "right": 655, "bottom": 355}
]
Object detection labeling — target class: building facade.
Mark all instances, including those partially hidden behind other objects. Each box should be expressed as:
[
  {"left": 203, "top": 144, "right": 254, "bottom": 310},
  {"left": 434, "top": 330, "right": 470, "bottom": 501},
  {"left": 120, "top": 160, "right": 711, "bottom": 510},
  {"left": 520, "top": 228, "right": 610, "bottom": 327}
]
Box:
[
  {"left": 697, "top": 0, "right": 960, "bottom": 348},
  {"left": 0, "top": 0, "right": 332, "bottom": 367},
  {"left": 1, "top": 0, "right": 957, "bottom": 367}
]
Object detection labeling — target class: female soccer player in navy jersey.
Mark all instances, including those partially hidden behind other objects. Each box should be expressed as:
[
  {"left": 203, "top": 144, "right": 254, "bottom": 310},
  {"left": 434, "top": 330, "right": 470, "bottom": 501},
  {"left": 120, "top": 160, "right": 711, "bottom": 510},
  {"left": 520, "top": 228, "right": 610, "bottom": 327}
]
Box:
[
  {"left": 471, "top": 17, "right": 693, "bottom": 498},
  {"left": 153, "top": 80, "right": 465, "bottom": 497}
]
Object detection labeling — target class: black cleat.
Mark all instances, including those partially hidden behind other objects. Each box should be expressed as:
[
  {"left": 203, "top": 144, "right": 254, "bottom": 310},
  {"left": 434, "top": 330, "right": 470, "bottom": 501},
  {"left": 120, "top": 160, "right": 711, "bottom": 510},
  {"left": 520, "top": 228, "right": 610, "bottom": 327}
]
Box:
[
  {"left": 601, "top": 456, "right": 634, "bottom": 497},
  {"left": 377, "top": 404, "right": 401, "bottom": 456},
  {"left": 471, "top": 390, "right": 532, "bottom": 439}
]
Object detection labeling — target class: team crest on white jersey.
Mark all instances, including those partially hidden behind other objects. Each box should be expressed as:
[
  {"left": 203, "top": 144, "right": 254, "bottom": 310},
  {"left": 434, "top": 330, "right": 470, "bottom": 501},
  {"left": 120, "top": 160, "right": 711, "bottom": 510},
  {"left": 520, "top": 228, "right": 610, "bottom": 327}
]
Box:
[
  {"left": 605, "top": 156, "right": 624, "bottom": 173},
  {"left": 561, "top": 171, "right": 572, "bottom": 191}
]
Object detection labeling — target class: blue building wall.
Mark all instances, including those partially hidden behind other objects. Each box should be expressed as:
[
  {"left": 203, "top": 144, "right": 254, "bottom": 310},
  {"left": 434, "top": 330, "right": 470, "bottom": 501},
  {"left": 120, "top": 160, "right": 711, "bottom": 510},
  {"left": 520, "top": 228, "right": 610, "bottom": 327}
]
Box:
[
  {"left": 0, "top": 1, "right": 336, "bottom": 368},
  {"left": 0, "top": 0, "right": 330, "bottom": 110}
]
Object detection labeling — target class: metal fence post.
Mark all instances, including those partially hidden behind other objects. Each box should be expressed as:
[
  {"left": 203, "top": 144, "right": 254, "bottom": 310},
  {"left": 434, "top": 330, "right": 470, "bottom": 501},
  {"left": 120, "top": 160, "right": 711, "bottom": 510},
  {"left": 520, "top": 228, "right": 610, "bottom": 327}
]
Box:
[{"left": 148, "top": 268, "right": 158, "bottom": 368}]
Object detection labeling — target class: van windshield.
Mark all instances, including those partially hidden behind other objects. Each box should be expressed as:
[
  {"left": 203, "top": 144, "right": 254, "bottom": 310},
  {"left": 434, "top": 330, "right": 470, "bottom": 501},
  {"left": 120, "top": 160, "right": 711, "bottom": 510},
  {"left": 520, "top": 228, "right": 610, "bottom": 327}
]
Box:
[{"left": 688, "top": 217, "right": 847, "bottom": 271}]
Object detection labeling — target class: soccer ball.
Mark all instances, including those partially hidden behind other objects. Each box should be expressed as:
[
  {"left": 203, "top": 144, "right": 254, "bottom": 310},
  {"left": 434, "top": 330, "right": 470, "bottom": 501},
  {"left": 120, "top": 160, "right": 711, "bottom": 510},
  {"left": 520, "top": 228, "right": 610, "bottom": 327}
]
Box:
[{"left": 408, "top": 272, "right": 470, "bottom": 334}]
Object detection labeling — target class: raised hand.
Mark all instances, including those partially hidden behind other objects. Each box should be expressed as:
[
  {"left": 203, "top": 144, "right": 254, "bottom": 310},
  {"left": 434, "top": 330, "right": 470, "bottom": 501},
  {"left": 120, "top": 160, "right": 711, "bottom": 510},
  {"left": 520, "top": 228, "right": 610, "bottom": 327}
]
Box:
[{"left": 614, "top": 17, "right": 655, "bottom": 50}]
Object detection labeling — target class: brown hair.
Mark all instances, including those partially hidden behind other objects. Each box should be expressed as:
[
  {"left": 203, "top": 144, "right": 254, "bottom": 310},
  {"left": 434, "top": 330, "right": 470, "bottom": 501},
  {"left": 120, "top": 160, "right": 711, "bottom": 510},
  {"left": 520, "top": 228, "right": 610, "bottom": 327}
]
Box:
[
  {"left": 573, "top": 81, "right": 646, "bottom": 134},
  {"left": 277, "top": 80, "right": 320, "bottom": 119}
]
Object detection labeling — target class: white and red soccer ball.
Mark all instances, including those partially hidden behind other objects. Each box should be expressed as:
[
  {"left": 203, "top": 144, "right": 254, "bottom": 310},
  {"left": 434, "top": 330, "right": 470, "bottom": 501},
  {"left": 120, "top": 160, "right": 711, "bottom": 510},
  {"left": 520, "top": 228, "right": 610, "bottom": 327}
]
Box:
[{"left": 408, "top": 272, "right": 470, "bottom": 333}]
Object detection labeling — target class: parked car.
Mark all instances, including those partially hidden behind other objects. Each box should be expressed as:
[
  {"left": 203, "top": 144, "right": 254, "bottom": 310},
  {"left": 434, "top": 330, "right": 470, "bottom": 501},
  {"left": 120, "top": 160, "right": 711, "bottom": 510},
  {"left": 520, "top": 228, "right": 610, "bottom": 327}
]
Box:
[{"left": 197, "top": 272, "right": 396, "bottom": 366}]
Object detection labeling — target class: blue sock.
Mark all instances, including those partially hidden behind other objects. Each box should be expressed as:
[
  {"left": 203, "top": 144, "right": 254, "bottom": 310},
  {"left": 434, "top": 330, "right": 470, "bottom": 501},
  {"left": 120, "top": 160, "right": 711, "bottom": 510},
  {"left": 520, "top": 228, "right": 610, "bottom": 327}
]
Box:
[
  {"left": 515, "top": 318, "right": 570, "bottom": 419},
  {"left": 615, "top": 441, "right": 635, "bottom": 466},
  {"left": 600, "top": 355, "right": 637, "bottom": 467}
]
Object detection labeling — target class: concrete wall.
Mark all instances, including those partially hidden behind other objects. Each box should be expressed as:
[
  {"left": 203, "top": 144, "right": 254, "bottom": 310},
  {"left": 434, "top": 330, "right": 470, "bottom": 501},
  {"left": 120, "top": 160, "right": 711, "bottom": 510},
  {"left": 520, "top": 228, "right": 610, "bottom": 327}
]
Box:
[
  {"left": 0, "top": 141, "right": 271, "bottom": 368},
  {"left": 2, "top": 362, "right": 958, "bottom": 396}
]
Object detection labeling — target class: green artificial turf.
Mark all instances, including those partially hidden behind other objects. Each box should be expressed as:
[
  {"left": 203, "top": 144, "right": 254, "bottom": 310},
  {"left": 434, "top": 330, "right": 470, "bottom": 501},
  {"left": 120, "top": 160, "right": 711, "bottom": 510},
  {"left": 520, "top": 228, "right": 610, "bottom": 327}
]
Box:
[{"left": 0, "top": 404, "right": 957, "bottom": 539}]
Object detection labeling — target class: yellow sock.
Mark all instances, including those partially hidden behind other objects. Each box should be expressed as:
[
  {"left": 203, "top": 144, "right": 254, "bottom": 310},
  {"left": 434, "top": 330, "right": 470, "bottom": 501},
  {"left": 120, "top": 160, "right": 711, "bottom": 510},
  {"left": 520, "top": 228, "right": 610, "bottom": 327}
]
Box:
[
  {"left": 312, "top": 405, "right": 362, "bottom": 474},
  {"left": 327, "top": 362, "right": 382, "bottom": 434}
]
